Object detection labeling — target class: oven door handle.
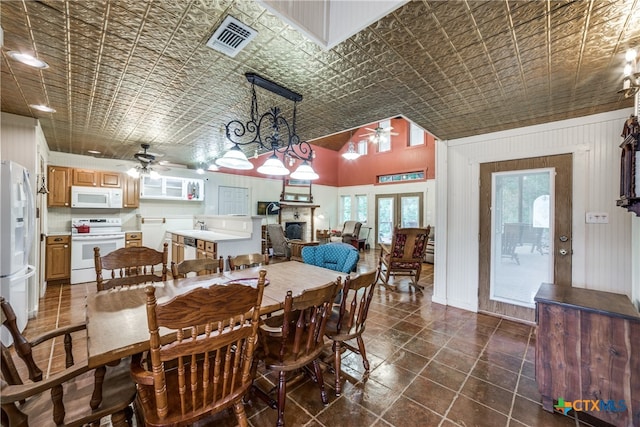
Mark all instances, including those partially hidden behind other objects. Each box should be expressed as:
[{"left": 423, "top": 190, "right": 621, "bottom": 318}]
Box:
[{"left": 72, "top": 235, "right": 124, "bottom": 241}]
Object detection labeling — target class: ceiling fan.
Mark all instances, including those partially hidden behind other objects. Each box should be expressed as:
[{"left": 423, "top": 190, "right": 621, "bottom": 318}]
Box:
[
  {"left": 126, "top": 143, "right": 169, "bottom": 178},
  {"left": 362, "top": 125, "right": 399, "bottom": 143}
]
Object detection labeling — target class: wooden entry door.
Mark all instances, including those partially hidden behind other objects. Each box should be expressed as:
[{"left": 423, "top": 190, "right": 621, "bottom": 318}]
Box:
[{"left": 478, "top": 154, "right": 572, "bottom": 322}]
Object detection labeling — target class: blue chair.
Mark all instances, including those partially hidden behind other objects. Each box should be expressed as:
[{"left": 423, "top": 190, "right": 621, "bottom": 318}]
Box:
[{"left": 301, "top": 242, "right": 359, "bottom": 273}]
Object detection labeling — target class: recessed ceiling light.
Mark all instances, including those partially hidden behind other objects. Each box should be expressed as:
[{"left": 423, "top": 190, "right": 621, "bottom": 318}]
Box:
[
  {"left": 87, "top": 150, "right": 101, "bottom": 154},
  {"left": 29, "top": 104, "right": 56, "bottom": 113},
  {"left": 7, "top": 51, "right": 49, "bottom": 69}
]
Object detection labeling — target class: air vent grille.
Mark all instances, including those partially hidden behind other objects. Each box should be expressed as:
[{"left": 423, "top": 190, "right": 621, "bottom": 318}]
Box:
[{"left": 206, "top": 16, "right": 257, "bottom": 58}]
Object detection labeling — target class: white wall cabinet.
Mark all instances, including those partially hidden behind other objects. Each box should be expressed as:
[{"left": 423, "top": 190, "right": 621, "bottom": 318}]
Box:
[{"left": 140, "top": 176, "right": 204, "bottom": 201}]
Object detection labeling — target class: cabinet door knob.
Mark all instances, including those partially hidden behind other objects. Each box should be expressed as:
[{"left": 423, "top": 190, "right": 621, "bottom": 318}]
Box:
[{"left": 64, "top": 245, "right": 68, "bottom": 248}]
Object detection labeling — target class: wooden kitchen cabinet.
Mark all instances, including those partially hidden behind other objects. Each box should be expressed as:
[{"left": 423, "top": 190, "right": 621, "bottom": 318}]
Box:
[
  {"left": 535, "top": 283, "right": 640, "bottom": 427},
  {"left": 171, "top": 234, "right": 184, "bottom": 265},
  {"left": 122, "top": 175, "right": 139, "bottom": 208},
  {"left": 47, "top": 166, "right": 71, "bottom": 207},
  {"left": 196, "top": 240, "right": 217, "bottom": 260},
  {"left": 45, "top": 235, "right": 70, "bottom": 282},
  {"left": 72, "top": 169, "right": 121, "bottom": 188},
  {"left": 125, "top": 232, "right": 142, "bottom": 248}
]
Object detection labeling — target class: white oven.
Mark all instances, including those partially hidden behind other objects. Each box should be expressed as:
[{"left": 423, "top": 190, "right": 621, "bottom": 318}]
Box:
[{"left": 71, "top": 218, "right": 125, "bottom": 284}]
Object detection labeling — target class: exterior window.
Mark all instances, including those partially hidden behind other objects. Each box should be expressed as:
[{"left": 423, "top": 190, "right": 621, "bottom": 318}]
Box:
[
  {"left": 357, "top": 140, "right": 368, "bottom": 155},
  {"left": 377, "top": 120, "right": 391, "bottom": 152},
  {"left": 355, "top": 194, "right": 367, "bottom": 223},
  {"left": 409, "top": 123, "right": 424, "bottom": 146},
  {"left": 340, "top": 195, "right": 352, "bottom": 224},
  {"left": 378, "top": 171, "right": 425, "bottom": 183}
]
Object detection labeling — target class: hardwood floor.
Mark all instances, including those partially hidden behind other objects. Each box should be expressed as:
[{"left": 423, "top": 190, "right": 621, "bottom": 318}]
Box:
[{"left": 10, "top": 248, "right": 596, "bottom": 427}]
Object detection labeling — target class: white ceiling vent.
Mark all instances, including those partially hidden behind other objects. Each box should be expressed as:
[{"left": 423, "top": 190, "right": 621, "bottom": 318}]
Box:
[{"left": 206, "top": 16, "right": 258, "bottom": 58}]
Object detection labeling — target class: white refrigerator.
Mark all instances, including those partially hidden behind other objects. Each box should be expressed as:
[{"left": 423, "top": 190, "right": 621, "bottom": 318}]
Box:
[{"left": 0, "top": 160, "right": 36, "bottom": 345}]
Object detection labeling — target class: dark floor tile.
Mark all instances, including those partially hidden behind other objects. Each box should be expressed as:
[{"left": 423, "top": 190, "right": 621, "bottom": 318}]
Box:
[
  {"left": 511, "top": 395, "right": 577, "bottom": 427},
  {"left": 471, "top": 360, "right": 519, "bottom": 391},
  {"left": 392, "top": 319, "right": 425, "bottom": 336},
  {"left": 414, "top": 328, "right": 452, "bottom": 346},
  {"left": 446, "top": 337, "right": 484, "bottom": 358},
  {"left": 420, "top": 360, "right": 467, "bottom": 392},
  {"left": 426, "top": 319, "right": 463, "bottom": 336},
  {"left": 480, "top": 347, "right": 524, "bottom": 374},
  {"left": 486, "top": 333, "right": 528, "bottom": 359},
  {"left": 385, "top": 348, "right": 430, "bottom": 374},
  {"left": 248, "top": 396, "right": 313, "bottom": 427},
  {"left": 460, "top": 376, "right": 514, "bottom": 416},
  {"left": 366, "top": 337, "right": 402, "bottom": 360},
  {"left": 381, "top": 395, "right": 443, "bottom": 427},
  {"left": 316, "top": 393, "right": 379, "bottom": 426},
  {"left": 367, "top": 361, "right": 417, "bottom": 393},
  {"left": 516, "top": 375, "right": 541, "bottom": 403},
  {"left": 403, "top": 376, "right": 456, "bottom": 415},
  {"left": 433, "top": 347, "right": 478, "bottom": 374},
  {"left": 342, "top": 377, "right": 395, "bottom": 416},
  {"left": 403, "top": 336, "right": 441, "bottom": 359},
  {"left": 496, "top": 319, "right": 533, "bottom": 337},
  {"left": 521, "top": 361, "right": 535, "bottom": 380},
  {"left": 289, "top": 374, "right": 340, "bottom": 415},
  {"left": 377, "top": 328, "right": 415, "bottom": 348},
  {"left": 446, "top": 395, "right": 508, "bottom": 427}
]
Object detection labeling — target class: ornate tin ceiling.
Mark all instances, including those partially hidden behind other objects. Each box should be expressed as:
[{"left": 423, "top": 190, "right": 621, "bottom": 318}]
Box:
[{"left": 2, "top": 0, "right": 640, "bottom": 168}]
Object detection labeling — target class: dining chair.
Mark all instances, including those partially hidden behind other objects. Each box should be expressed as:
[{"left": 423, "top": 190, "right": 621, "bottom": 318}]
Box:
[
  {"left": 0, "top": 297, "right": 136, "bottom": 426},
  {"left": 171, "top": 256, "right": 224, "bottom": 278},
  {"left": 130, "top": 270, "right": 266, "bottom": 427},
  {"left": 324, "top": 269, "right": 378, "bottom": 396},
  {"left": 377, "top": 225, "right": 431, "bottom": 290},
  {"left": 228, "top": 252, "right": 269, "bottom": 270},
  {"left": 94, "top": 243, "right": 168, "bottom": 291},
  {"left": 255, "top": 278, "right": 341, "bottom": 427}
]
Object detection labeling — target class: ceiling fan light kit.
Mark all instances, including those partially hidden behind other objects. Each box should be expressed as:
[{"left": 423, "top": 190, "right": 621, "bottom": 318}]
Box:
[{"left": 342, "top": 141, "right": 361, "bottom": 160}]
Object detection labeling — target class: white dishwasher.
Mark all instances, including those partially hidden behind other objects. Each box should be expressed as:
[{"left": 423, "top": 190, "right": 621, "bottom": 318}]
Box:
[{"left": 183, "top": 236, "right": 197, "bottom": 260}]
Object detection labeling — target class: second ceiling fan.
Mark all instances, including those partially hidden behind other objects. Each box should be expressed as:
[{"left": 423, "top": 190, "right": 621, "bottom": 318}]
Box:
[{"left": 362, "top": 124, "right": 399, "bottom": 143}]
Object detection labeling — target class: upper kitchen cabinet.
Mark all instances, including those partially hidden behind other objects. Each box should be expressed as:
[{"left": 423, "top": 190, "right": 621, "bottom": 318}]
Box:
[
  {"left": 122, "top": 175, "right": 139, "bottom": 208},
  {"left": 47, "top": 166, "right": 71, "bottom": 207},
  {"left": 140, "top": 176, "right": 204, "bottom": 201},
  {"left": 72, "top": 169, "right": 121, "bottom": 188}
]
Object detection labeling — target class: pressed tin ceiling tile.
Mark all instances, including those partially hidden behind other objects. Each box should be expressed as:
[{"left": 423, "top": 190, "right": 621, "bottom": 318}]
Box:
[{"left": 1, "top": 0, "right": 638, "bottom": 164}]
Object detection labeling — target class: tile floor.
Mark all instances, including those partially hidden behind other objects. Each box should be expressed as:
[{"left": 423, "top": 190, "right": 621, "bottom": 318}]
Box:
[{"left": 16, "top": 249, "right": 598, "bottom": 427}]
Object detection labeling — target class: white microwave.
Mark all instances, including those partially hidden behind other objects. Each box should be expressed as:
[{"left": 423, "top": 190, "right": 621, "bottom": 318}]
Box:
[{"left": 71, "top": 186, "right": 123, "bottom": 209}]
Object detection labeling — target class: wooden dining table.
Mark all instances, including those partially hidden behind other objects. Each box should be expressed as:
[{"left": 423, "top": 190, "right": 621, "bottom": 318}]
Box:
[{"left": 85, "top": 261, "right": 343, "bottom": 368}]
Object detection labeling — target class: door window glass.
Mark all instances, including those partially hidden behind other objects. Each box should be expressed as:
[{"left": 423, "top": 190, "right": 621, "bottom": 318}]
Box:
[{"left": 490, "top": 169, "right": 553, "bottom": 308}]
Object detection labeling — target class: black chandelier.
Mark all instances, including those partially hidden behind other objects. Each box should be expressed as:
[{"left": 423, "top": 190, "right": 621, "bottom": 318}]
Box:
[{"left": 215, "top": 73, "right": 318, "bottom": 179}]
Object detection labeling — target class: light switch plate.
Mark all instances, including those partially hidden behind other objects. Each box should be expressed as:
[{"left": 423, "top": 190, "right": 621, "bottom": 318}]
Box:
[{"left": 585, "top": 212, "right": 609, "bottom": 224}]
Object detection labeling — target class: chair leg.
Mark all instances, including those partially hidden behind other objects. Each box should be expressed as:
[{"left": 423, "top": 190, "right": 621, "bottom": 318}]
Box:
[
  {"left": 356, "top": 335, "right": 370, "bottom": 372},
  {"left": 276, "top": 370, "right": 287, "bottom": 427},
  {"left": 312, "top": 359, "right": 328, "bottom": 405},
  {"left": 334, "top": 341, "right": 342, "bottom": 396},
  {"left": 233, "top": 401, "right": 249, "bottom": 427}
]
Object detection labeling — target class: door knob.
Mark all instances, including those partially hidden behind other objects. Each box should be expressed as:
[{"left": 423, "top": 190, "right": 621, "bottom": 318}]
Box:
[
  {"left": 559, "top": 248, "right": 568, "bottom": 255},
  {"left": 559, "top": 235, "right": 568, "bottom": 242}
]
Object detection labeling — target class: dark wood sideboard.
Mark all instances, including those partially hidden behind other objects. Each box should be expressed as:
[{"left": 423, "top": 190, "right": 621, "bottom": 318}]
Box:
[{"left": 534, "top": 283, "right": 640, "bottom": 426}]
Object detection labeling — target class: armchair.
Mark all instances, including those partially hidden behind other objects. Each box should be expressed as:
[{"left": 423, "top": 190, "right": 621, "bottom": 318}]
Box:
[
  {"left": 266, "top": 224, "right": 291, "bottom": 259},
  {"left": 330, "top": 221, "right": 362, "bottom": 247},
  {"left": 301, "top": 242, "right": 359, "bottom": 273},
  {"left": 0, "top": 297, "right": 136, "bottom": 426}
]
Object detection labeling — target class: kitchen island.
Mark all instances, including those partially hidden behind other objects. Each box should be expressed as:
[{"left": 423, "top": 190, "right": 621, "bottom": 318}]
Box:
[{"left": 169, "top": 215, "right": 262, "bottom": 267}]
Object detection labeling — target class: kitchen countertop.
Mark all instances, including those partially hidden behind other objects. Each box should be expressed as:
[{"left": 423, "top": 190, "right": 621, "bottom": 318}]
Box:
[
  {"left": 45, "top": 231, "right": 72, "bottom": 236},
  {"left": 169, "top": 229, "right": 250, "bottom": 242}
]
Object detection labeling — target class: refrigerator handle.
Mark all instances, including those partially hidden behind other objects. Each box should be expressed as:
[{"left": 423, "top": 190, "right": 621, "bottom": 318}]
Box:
[{"left": 23, "top": 169, "right": 35, "bottom": 261}]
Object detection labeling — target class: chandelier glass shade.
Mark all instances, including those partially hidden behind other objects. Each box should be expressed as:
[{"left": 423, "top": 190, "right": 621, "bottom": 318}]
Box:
[
  {"left": 342, "top": 141, "right": 361, "bottom": 160},
  {"left": 215, "top": 73, "right": 318, "bottom": 179}
]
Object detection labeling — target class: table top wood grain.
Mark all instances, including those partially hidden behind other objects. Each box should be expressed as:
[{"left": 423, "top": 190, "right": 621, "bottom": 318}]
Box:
[{"left": 86, "top": 261, "right": 344, "bottom": 368}]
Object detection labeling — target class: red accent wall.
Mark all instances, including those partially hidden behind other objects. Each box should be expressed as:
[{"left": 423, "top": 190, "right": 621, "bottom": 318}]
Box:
[
  {"left": 337, "top": 118, "right": 435, "bottom": 187},
  {"left": 212, "top": 117, "right": 433, "bottom": 188}
]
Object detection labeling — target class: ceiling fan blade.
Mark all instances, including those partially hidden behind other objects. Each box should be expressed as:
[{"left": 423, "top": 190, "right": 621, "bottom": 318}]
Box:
[{"left": 364, "top": 128, "right": 377, "bottom": 132}]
